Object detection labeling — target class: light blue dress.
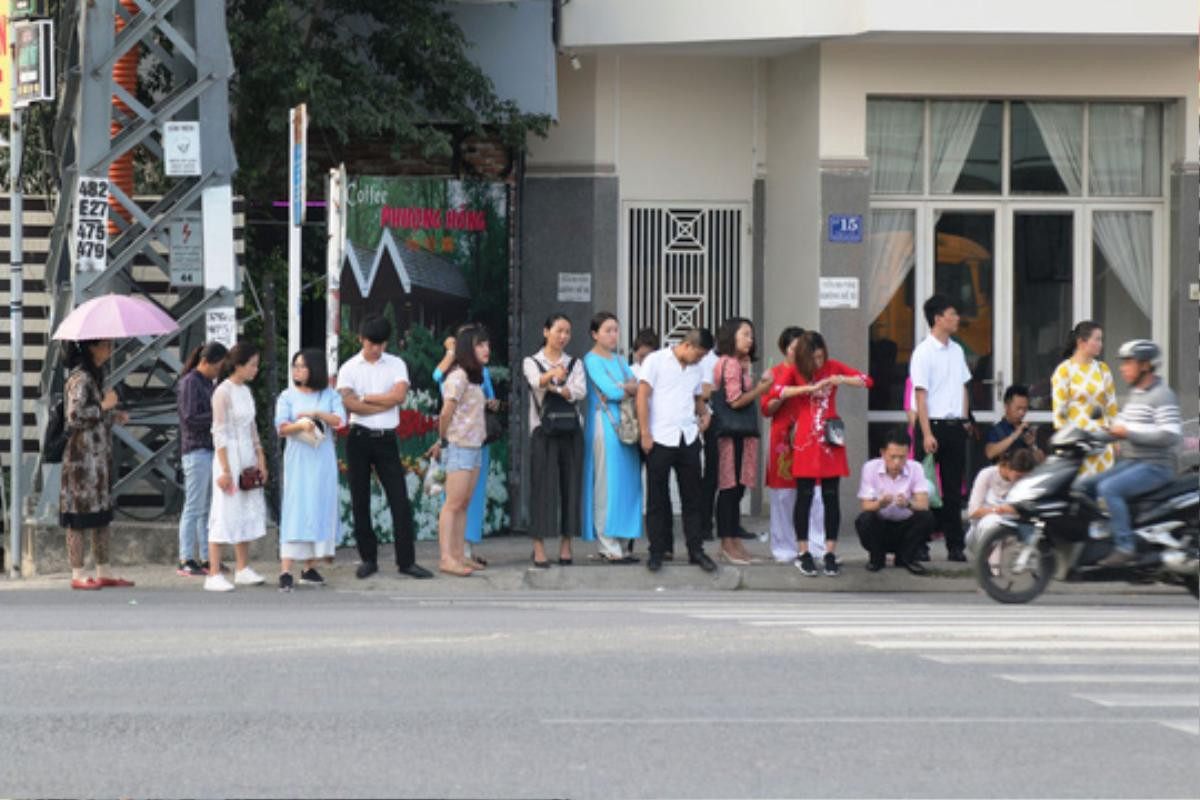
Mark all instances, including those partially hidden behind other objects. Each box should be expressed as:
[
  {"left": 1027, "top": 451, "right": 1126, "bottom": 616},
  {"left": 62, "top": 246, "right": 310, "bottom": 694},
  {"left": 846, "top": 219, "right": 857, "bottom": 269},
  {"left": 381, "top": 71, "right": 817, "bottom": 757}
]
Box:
[
  {"left": 582, "top": 352, "right": 643, "bottom": 542},
  {"left": 275, "top": 388, "right": 346, "bottom": 552},
  {"left": 434, "top": 365, "right": 494, "bottom": 543}
]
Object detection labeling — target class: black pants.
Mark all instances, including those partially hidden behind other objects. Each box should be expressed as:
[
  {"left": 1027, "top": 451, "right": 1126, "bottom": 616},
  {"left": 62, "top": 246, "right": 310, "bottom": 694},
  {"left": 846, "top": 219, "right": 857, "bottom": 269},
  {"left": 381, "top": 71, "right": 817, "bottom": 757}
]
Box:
[
  {"left": 855, "top": 510, "right": 935, "bottom": 566},
  {"left": 700, "top": 430, "right": 719, "bottom": 538},
  {"left": 715, "top": 437, "right": 746, "bottom": 539},
  {"left": 347, "top": 428, "right": 416, "bottom": 569},
  {"left": 794, "top": 477, "right": 841, "bottom": 543},
  {"left": 646, "top": 435, "right": 705, "bottom": 559},
  {"left": 914, "top": 420, "right": 967, "bottom": 551},
  {"left": 528, "top": 427, "right": 582, "bottom": 540}
]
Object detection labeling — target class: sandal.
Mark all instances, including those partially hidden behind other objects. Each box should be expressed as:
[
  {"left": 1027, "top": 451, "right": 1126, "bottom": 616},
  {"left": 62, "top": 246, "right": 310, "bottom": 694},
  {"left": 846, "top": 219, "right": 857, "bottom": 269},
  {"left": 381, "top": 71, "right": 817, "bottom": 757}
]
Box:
[
  {"left": 463, "top": 557, "right": 486, "bottom": 571},
  {"left": 438, "top": 563, "right": 474, "bottom": 577},
  {"left": 530, "top": 551, "right": 551, "bottom": 569},
  {"left": 70, "top": 577, "right": 102, "bottom": 591}
]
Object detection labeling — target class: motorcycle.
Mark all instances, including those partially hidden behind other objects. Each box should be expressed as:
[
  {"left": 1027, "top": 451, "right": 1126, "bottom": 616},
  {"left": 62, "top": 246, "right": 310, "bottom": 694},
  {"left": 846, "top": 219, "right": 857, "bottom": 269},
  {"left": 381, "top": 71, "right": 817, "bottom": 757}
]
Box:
[{"left": 972, "top": 417, "right": 1199, "bottom": 604}]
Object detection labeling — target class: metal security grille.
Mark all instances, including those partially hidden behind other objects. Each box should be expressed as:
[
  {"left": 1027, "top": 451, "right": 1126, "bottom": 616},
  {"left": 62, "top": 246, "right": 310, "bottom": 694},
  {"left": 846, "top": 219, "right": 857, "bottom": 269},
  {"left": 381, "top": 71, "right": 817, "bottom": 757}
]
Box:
[{"left": 626, "top": 205, "right": 747, "bottom": 344}]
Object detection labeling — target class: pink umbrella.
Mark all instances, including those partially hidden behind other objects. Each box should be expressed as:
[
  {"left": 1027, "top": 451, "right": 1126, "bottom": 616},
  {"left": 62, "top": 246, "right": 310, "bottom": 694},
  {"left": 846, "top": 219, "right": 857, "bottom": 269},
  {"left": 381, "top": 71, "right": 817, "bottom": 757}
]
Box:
[{"left": 52, "top": 293, "right": 179, "bottom": 341}]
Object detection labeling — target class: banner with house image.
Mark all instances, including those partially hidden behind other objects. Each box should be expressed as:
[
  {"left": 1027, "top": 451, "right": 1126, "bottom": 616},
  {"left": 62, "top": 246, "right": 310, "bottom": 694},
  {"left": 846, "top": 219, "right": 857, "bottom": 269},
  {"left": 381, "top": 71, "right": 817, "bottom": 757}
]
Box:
[{"left": 337, "top": 176, "right": 511, "bottom": 542}]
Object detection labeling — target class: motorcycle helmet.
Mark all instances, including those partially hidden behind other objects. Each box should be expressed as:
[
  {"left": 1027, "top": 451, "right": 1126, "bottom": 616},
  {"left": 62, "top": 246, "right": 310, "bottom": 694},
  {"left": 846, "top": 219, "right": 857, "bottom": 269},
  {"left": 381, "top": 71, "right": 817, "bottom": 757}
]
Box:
[{"left": 1116, "top": 339, "right": 1161, "bottom": 369}]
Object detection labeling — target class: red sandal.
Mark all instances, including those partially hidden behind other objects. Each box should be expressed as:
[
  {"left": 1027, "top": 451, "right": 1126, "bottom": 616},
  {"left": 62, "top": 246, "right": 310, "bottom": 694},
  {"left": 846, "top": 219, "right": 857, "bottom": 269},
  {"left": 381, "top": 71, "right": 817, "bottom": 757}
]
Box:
[
  {"left": 70, "top": 577, "right": 102, "bottom": 591},
  {"left": 98, "top": 577, "right": 135, "bottom": 588}
]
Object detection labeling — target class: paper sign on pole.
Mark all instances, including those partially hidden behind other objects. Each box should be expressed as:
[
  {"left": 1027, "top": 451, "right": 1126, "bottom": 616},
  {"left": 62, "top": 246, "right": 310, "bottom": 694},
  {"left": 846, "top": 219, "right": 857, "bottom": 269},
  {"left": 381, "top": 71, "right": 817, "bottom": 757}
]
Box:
[
  {"left": 72, "top": 177, "right": 109, "bottom": 273},
  {"left": 163, "top": 121, "right": 201, "bottom": 176},
  {"left": 205, "top": 307, "right": 236, "bottom": 348},
  {"left": 818, "top": 277, "right": 860, "bottom": 309},
  {"left": 557, "top": 272, "right": 591, "bottom": 303},
  {"left": 169, "top": 211, "right": 203, "bottom": 287},
  {"left": 1, "top": 0, "right": 12, "bottom": 118}
]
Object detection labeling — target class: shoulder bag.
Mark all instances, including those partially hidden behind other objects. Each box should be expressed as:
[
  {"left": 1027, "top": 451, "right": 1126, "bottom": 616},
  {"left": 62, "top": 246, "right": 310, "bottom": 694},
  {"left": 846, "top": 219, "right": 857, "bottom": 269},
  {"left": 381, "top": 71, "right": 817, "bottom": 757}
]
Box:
[
  {"left": 529, "top": 357, "right": 580, "bottom": 436},
  {"left": 590, "top": 358, "right": 640, "bottom": 445},
  {"left": 709, "top": 358, "right": 760, "bottom": 439}
]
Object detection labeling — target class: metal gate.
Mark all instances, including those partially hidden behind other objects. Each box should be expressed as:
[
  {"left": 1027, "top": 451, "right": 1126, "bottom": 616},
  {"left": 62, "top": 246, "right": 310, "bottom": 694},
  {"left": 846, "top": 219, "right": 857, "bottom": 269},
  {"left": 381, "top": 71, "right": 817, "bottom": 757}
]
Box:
[{"left": 624, "top": 204, "right": 750, "bottom": 344}]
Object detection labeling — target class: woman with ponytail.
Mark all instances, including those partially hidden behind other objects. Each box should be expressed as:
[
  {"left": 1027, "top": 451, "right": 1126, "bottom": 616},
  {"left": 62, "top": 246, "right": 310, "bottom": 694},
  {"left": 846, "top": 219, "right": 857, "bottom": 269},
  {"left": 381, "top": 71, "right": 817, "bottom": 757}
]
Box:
[
  {"left": 1051, "top": 321, "right": 1118, "bottom": 476},
  {"left": 204, "top": 342, "right": 268, "bottom": 591},
  {"left": 175, "top": 341, "right": 227, "bottom": 577}
]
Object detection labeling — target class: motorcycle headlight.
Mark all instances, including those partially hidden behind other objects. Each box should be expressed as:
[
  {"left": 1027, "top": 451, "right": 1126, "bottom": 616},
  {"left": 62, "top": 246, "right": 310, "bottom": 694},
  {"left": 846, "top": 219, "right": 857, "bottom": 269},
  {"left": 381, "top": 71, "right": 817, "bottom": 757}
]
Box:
[{"left": 1006, "top": 473, "right": 1056, "bottom": 505}]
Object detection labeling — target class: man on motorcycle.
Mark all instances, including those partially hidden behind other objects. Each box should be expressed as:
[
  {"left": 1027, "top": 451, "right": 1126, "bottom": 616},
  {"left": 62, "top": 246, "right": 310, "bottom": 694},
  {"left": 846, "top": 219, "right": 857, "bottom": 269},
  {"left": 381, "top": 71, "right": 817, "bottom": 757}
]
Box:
[{"left": 1084, "top": 340, "right": 1182, "bottom": 567}]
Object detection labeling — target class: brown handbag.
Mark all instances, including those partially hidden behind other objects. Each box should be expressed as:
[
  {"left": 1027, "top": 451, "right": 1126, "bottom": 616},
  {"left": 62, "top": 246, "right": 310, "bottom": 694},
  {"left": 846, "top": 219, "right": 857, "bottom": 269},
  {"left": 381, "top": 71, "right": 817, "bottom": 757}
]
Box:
[{"left": 238, "top": 466, "right": 265, "bottom": 491}]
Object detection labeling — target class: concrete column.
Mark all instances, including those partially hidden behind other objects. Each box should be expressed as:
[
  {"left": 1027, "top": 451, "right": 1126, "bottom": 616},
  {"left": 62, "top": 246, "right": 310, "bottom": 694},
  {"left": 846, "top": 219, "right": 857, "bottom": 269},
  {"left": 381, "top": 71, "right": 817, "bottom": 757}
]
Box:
[
  {"left": 818, "top": 159, "right": 871, "bottom": 514},
  {"left": 1168, "top": 161, "right": 1199, "bottom": 421}
]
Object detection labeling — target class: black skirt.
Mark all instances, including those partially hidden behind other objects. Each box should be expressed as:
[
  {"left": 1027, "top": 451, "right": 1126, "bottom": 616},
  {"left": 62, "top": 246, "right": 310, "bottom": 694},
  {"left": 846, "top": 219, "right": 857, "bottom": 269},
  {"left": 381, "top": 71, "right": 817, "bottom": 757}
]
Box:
[{"left": 528, "top": 426, "right": 583, "bottom": 539}]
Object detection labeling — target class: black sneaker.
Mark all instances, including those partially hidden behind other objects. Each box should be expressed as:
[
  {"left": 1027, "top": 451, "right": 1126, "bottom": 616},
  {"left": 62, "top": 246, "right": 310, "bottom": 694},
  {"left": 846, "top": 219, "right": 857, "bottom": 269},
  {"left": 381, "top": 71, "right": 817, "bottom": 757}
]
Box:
[
  {"left": 177, "top": 559, "right": 205, "bottom": 577},
  {"left": 823, "top": 553, "right": 841, "bottom": 576},
  {"left": 299, "top": 568, "right": 325, "bottom": 586},
  {"left": 865, "top": 561, "right": 885, "bottom": 572},
  {"left": 278, "top": 572, "right": 294, "bottom": 592},
  {"left": 356, "top": 561, "right": 378, "bottom": 579},
  {"left": 795, "top": 552, "right": 818, "bottom": 576}
]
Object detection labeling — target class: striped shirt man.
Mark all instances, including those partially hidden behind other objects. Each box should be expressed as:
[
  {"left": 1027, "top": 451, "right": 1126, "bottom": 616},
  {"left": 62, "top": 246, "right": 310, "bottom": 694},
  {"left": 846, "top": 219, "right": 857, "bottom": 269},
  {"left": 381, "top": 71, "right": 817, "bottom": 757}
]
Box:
[{"left": 1115, "top": 377, "right": 1181, "bottom": 472}]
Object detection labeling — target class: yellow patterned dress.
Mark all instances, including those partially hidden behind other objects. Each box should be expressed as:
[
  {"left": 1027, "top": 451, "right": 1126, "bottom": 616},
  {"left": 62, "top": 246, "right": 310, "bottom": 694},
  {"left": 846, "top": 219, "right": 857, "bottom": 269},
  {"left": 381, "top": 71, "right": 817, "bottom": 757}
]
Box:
[{"left": 1051, "top": 358, "right": 1118, "bottom": 476}]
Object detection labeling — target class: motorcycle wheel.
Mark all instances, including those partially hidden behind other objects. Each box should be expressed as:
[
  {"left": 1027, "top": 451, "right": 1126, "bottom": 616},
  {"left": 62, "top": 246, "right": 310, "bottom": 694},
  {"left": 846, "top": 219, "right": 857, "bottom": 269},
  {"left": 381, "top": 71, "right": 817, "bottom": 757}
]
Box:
[
  {"left": 1185, "top": 577, "right": 1198, "bottom": 600},
  {"left": 974, "top": 525, "right": 1055, "bottom": 604}
]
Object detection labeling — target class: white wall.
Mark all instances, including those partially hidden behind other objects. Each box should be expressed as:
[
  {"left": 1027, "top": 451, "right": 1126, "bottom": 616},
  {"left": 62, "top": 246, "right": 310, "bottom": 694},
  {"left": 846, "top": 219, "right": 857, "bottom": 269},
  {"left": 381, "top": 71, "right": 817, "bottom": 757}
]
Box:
[
  {"left": 763, "top": 47, "right": 822, "bottom": 340},
  {"left": 818, "top": 41, "right": 1199, "bottom": 163},
  {"left": 561, "top": 0, "right": 1197, "bottom": 49}
]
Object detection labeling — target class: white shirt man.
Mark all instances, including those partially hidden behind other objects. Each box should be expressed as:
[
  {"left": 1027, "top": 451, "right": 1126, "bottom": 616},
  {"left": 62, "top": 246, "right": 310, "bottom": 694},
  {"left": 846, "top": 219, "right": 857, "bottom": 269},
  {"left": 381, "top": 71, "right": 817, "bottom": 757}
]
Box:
[
  {"left": 338, "top": 351, "right": 410, "bottom": 429},
  {"left": 636, "top": 332, "right": 716, "bottom": 573}
]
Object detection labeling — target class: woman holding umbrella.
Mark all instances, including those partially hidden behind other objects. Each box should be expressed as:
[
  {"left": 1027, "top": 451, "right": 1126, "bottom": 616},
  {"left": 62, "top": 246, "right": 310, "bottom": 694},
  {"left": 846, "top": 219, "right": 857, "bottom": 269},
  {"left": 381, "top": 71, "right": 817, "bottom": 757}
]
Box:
[
  {"left": 54, "top": 294, "right": 180, "bottom": 590},
  {"left": 60, "top": 339, "right": 134, "bottom": 590}
]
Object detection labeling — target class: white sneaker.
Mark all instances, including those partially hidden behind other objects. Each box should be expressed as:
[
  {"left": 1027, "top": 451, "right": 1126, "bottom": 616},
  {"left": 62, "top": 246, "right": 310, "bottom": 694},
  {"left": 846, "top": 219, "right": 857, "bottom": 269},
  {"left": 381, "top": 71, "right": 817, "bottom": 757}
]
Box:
[
  {"left": 234, "top": 567, "right": 265, "bottom": 586},
  {"left": 204, "top": 573, "right": 235, "bottom": 592}
]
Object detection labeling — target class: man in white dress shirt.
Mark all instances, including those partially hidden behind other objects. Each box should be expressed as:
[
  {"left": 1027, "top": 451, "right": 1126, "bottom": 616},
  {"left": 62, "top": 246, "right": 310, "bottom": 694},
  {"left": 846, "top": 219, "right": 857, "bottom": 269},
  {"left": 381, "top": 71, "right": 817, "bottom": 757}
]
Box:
[
  {"left": 909, "top": 294, "right": 975, "bottom": 562},
  {"left": 636, "top": 328, "right": 718, "bottom": 574},
  {"left": 338, "top": 315, "right": 432, "bottom": 580}
]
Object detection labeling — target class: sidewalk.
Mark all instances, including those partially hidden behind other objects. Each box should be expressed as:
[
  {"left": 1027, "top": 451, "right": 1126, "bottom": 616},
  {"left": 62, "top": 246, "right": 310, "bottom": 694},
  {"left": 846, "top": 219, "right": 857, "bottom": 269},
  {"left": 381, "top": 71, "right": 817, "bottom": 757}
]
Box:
[{"left": 0, "top": 516, "right": 1179, "bottom": 595}]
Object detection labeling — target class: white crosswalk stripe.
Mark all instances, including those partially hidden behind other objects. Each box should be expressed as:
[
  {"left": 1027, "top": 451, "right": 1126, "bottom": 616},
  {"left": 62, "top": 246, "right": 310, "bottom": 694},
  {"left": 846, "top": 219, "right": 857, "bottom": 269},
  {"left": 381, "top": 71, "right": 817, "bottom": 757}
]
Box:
[{"left": 638, "top": 601, "right": 1200, "bottom": 736}]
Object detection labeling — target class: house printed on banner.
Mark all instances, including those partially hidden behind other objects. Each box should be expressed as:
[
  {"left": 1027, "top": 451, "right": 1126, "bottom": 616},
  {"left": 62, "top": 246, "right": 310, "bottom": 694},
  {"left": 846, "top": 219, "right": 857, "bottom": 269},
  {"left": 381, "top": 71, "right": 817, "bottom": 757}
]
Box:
[{"left": 340, "top": 227, "right": 471, "bottom": 335}]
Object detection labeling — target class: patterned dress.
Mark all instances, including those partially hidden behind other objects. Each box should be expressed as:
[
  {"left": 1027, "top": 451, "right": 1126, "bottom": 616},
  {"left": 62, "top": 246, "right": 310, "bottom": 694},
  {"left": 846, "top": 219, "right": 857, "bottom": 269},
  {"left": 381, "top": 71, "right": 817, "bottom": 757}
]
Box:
[
  {"left": 715, "top": 356, "right": 759, "bottom": 490},
  {"left": 1051, "top": 358, "right": 1118, "bottom": 476},
  {"left": 59, "top": 367, "right": 114, "bottom": 529}
]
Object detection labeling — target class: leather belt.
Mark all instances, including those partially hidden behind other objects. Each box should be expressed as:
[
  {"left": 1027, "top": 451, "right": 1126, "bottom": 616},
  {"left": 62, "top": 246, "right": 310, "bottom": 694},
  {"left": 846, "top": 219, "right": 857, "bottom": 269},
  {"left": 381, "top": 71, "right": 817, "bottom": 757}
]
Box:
[{"left": 350, "top": 425, "right": 392, "bottom": 438}]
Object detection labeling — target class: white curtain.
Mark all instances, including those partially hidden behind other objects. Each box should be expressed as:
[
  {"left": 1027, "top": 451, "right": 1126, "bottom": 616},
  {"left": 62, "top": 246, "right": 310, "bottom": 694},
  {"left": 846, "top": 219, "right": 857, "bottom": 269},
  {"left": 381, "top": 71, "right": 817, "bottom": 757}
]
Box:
[
  {"left": 867, "top": 99, "right": 924, "bottom": 194},
  {"left": 930, "top": 101, "right": 987, "bottom": 193},
  {"left": 1026, "top": 102, "right": 1084, "bottom": 195},
  {"left": 867, "top": 209, "right": 916, "bottom": 322},
  {"left": 1089, "top": 103, "right": 1162, "bottom": 196},
  {"left": 1093, "top": 210, "right": 1154, "bottom": 317}
]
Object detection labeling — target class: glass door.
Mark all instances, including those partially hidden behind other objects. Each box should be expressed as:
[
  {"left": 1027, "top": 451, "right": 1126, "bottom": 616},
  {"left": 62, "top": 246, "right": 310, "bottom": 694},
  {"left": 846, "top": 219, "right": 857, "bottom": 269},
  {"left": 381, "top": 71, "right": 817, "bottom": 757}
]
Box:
[
  {"left": 924, "top": 206, "right": 1000, "bottom": 421},
  {"left": 1004, "top": 206, "right": 1081, "bottom": 420}
]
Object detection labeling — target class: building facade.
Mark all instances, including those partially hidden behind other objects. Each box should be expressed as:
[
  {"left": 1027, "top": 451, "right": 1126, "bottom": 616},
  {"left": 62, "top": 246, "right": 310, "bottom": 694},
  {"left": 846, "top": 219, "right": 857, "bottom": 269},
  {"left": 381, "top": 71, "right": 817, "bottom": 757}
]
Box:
[{"left": 519, "top": 0, "right": 1199, "bottom": 509}]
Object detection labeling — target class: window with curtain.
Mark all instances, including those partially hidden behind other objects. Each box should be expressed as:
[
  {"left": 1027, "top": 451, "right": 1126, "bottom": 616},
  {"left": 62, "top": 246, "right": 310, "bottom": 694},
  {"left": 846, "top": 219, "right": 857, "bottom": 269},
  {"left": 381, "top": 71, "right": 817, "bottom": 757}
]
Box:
[
  {"left": 1011, "top": 102, "right": 1083, "bottom": 195},
  {"left": 1089, "top": 103, "right": 1162, "bottom": 197},
  {"left": 867, "top": 209, "right": 917, "bottom": 411},
  {"left": 931, "top": 100, "right": 1002, "bottom": 194},
  {"left": 1093, "top": 210, "right": 1154, "bottom": 396},
  {"left": 867, "top": 99, "right": 924, "bottom": 194}
]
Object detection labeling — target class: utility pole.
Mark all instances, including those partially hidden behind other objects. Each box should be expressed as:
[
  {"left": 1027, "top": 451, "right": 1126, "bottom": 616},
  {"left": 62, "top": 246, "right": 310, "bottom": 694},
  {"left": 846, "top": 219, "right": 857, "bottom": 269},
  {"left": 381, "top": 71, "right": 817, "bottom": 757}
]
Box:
[{"left": 8, "top": 82, "right": 23, "bottom": 578}]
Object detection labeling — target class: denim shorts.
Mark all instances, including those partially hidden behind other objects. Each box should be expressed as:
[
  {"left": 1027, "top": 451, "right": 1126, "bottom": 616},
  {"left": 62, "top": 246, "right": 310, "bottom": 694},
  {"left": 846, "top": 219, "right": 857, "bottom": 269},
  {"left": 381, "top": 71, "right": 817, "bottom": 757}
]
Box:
[{"left": 445, "top": 443, "right": 483, "bottom": 473}]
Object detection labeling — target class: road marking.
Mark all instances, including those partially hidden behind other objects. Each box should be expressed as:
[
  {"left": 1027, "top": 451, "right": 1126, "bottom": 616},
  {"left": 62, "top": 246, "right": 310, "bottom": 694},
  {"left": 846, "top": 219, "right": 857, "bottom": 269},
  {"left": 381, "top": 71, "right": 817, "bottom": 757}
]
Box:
[
  {"left": 923, "top": 654, "right": 1200, "bottom": 665},
  {"left": 540, "top": 716, "right": 1181, "bottom": 726},
  {"left": 862, "top": 640, "right": 1199, "bottom": 651},
  {"left": 1158, "top": 720, "right": 1200, "bottom": 735},
  {"left": 997, "top": 674, "right": 1199, "bottom": 684},
  {"left": 1073, "top": 693, "right": 1200, "bottom": 708},
  {"left": 792, "top": 625, "right": 1196, "bottom": 638}
]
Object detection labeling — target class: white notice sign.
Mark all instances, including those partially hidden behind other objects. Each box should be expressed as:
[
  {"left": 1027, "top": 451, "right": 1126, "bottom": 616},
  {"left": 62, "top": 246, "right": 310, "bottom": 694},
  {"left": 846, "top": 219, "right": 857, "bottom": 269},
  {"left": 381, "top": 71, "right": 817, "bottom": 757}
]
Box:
[
  {"left": 557, "top": 272, "right": 592, "bottom": 303},
  {"left": 819, "top": 277, "right": 860, "bottom": 309},
  {"left": 169, "top": 212, "right": 204, "bottom": 287},
  {"left": 73, "top": 177, "right": 110, "bottom": 273},
  {"left": 164, "top": 121, "right": 201, "bottom": 176},
  {"left": 205, "top": 308, "right": 237, "bottom": 348}
]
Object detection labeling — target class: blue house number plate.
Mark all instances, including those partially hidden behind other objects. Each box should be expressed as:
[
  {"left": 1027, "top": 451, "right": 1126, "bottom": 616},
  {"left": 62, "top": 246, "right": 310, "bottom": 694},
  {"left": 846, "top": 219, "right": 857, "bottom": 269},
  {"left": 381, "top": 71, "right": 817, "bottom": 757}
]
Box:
[{"left": 828, "top": 214, "right": 863, "bottom": 243}]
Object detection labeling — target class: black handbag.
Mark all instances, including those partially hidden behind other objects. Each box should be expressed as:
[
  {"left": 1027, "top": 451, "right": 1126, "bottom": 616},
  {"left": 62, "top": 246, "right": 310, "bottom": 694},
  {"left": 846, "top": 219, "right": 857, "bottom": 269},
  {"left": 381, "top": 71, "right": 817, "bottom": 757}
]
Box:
[
  {"left": 530, "top": 357, "right": 580, "bottom": 436},
  {"left": 484, "top": 407, "right": 504, "bottom": 444},
  {"left": 709, "top": 359, "right": 760, "bottom": 439},
  {"left": 823, "top": 417, "right": 846, "bottom": 447}
]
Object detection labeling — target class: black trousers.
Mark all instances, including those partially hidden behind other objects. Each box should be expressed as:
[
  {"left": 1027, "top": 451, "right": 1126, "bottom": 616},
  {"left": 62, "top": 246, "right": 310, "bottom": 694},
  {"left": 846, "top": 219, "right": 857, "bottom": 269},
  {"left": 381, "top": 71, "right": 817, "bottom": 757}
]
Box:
[
  {"left": 528, "top": 427, "right": 583, "bottom": 540},
  {"left": 855, "top": 510, "right": 935, "bottom": 566},
  {"left": 914, "top": 420, "right": 967, "bottom": 551},
  {"left": 794, "top": 477, "right": 841, "bottom": 542},
  {"left": 347, "top": 428, "right": 415, "bottom": 569},
  {"left": 700, "top": 430, "right": 719, "bottom": 538},
  {"left": 646, "top": 435, "right": 705, "bottom": 559},
  {"left": 715, "top": 436, "right": 746, "bottom": 539}
]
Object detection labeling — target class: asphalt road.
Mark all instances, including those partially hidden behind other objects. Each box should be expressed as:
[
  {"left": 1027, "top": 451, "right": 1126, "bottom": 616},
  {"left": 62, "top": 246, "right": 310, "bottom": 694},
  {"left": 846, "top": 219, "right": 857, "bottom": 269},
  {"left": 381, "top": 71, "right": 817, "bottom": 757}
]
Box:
[{"left": 1, "top": 587, "right": 1196, "bottom": 799}]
